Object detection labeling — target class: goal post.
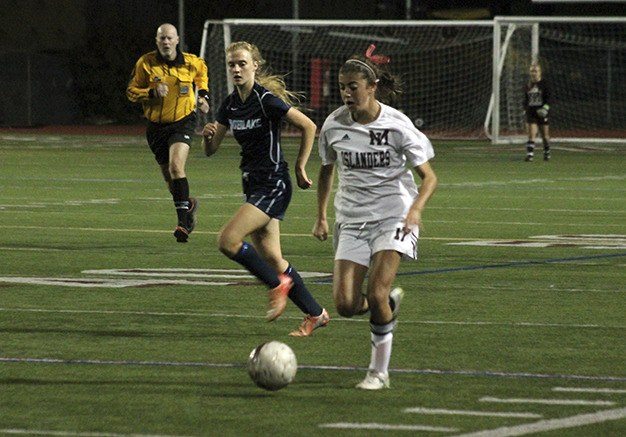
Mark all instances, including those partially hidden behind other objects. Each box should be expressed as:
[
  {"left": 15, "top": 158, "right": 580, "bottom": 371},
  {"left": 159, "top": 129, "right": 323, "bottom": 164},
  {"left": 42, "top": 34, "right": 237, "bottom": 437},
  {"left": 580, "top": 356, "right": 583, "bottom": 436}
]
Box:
[
  {"left": 199, "top": 18, "right": 626, "bottom": 143},
  {"left": 489, "top": 16, "right": 626, "bottom": 144},
  {"left": 200, "top": 19, "right": 494, "bottom": 139}
]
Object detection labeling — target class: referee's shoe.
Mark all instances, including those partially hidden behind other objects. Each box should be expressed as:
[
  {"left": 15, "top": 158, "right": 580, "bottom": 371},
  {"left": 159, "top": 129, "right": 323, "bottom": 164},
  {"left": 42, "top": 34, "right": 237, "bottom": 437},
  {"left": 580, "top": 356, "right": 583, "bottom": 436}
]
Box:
[
  {"left": 186, "top": 197, "right": 198, "bottom": 233},
  {"left": 173, "top": 197, "right": 198, "bottom": 243}
]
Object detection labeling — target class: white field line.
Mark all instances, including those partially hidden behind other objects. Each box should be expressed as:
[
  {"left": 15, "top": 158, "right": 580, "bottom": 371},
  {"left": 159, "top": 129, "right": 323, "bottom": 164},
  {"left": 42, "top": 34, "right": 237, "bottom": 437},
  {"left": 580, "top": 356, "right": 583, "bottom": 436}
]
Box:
[
  {"left": 318, "top": 422, "right": 458, "bottom": 432},
  {"left": 0, "top": 357, "right": 238, "bottom": 368},
  {"left": 5, "top": 203, "right": 625, "bottom": 220},
  {"left": 450, "top": 406, "right": 626, "bottom": 437},
  {"left": 0, "top": 308, "right": 269, "bottom": 319},
  {"left": 81, "top": 268, "right": 330, "bottom": 279},
  {"left": 480, "top": 396, "right": 615, "bottom": 406},
  {"left": 0, "top": 430, "right": 190, "bottom": 437},
  {"left": 404, "top": 408, "right": 542, "bottom": 419},
  {"left": 553, "top": 387, "right": 626, "bottom": 394},
  {"left": 3, "top": 357, "right": 626, "bottom": 383},
  {"left": 0, "top": 277, "right": 231, "bottom": 288},
  {"left": 1, "top": 222, "right": 625, "bottom": 236},
  {"left": 432, "top": 220, "right": 625, "bottom": 228},
  {"left": 428, "top": 206, "right": 625, "bottom": 214},
  {"left": 8, "top": 275, "right": 619, "bottom": 296},
  {"left": 441, "top": 174, "right": 626, "bottom": 188},
  {"left": 448, "top": 240, "right": 626, "bottom": 249},
  {"left": 1, "top": 307, "right": 625, "bottom": 330},
  {"left": 0, "top": 225, "right": 310, "bottom": 238},
  {"left": 0, "top": 247, "right": 65, "bottom": 251}
]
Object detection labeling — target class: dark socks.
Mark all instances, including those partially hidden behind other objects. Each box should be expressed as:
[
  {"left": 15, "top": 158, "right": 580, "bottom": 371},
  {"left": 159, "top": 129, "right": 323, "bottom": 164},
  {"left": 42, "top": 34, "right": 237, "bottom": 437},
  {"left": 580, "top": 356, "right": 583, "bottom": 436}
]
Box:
[
  {"left": 231, "top": 242, "right": 280, "bottom": 288},
  {"left": 171, "top": 177, "right": 190, "bottom": 226},
  {"left": 284, "top": 264, "right": 323, "bottom": 316}
]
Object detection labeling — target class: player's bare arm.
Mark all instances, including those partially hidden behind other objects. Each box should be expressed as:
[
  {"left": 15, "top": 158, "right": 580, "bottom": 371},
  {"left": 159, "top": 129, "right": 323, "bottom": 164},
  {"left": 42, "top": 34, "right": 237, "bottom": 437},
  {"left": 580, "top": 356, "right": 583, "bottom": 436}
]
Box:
[
  {"left": 404, "top": 161, "right": 437, "bottom": 231},
  {"left": 202, "top": 122, "right": 227, "bottom": 157},
  {"left": 285, "top": 108, "right": 316, "bottom": 190},
  {"left": 313, "top": 164, "right": 335, "bottom": 241}
]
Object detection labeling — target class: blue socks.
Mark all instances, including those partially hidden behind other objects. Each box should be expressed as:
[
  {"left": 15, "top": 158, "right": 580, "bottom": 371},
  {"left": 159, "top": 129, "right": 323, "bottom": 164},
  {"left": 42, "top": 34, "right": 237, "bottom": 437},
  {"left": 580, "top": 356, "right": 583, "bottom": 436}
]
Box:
[
  {"left": 284, "top": 264, "right": 323, "bottom": 317},
  {"left": 231, "top": 242, "right": 280, "bottom": 288},
  {"left": 231, "top": 244, "right": 323, "bottom": 317}
]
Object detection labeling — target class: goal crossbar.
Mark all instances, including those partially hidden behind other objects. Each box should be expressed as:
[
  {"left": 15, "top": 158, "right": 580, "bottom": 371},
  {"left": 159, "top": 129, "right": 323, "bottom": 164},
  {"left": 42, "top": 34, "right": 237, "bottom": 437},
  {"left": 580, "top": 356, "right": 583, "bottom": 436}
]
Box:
[{"left": 200, "top": 17, "right": 626, "bottom": 144}]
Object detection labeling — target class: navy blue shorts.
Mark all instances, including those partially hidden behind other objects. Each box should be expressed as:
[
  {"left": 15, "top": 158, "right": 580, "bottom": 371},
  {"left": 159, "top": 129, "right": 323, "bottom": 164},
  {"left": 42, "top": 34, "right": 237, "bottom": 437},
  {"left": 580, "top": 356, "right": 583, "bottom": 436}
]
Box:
[
  {"left": 242, "top": 169, "right": 292, "bottom": 220},
  {"left": 146, "top": 113, "right": 197, "bottom": 165}
]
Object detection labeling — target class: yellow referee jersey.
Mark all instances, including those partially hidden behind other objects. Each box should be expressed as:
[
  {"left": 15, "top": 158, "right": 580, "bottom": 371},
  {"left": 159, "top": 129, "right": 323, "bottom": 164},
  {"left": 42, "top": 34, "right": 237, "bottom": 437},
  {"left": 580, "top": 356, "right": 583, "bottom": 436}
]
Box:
[{"left": 127, "top": 50, "right": 209, "bottom": 124}]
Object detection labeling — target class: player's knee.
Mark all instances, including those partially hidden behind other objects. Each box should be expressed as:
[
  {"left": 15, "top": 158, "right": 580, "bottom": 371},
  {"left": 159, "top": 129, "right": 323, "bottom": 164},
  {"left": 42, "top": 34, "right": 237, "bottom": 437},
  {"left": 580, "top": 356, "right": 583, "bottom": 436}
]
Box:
[
  {"left": 169, "top": 168, "right": 185, "bottom": 179},
  {"left": 367, "top": 294, "right": 387, "bottom": 312},
  {"left": 168, "top": 161, "right": 186, "bottom": 179},
  {"left": 217, "top": 231, "right": 239, "bottom": 257},
  {"left": 334, "top": 297, "right": 363, "bottom": 318},
  {"left": 335, "top": 302, "right": 356, "bottom": 318}
]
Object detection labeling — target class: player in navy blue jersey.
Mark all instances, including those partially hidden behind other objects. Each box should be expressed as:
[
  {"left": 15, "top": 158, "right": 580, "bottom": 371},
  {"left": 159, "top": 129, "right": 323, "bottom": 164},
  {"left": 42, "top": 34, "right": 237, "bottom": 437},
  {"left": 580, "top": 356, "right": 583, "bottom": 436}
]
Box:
[
  {"left": 524, "top": 63, "right": 551, "bottom": 161},
  {"left": 202, "top": 41, "right": 329, "bottom": 336}
]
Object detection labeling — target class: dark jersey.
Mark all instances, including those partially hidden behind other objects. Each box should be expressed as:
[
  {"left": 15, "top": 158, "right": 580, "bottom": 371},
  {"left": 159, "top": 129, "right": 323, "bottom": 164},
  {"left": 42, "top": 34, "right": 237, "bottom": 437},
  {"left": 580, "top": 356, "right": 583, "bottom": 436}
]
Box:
[
  {"left": 524, "top": 79, "right": 550, "bottom": 109},
  {"left": 216, "top": 82, "right": 291, "bottom": 174}
]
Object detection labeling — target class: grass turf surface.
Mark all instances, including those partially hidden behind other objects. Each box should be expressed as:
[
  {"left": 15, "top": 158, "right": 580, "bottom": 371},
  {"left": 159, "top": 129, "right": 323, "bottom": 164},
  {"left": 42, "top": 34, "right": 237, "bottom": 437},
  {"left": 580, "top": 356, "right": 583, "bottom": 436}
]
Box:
[{"left": 0, "top": 131, "right": 624, "bottom": 436}]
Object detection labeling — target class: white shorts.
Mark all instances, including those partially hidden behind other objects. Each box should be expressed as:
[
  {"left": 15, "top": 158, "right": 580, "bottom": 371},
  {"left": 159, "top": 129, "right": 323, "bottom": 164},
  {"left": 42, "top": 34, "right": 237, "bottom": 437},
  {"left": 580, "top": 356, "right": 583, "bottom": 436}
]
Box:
[{"left": 333, "top": 218, "right": 419, "bottom": 267}]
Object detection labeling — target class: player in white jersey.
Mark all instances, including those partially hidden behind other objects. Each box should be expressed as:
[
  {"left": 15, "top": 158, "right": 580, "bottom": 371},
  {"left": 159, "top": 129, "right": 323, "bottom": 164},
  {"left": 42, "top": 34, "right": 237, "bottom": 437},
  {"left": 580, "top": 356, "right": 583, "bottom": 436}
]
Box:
[{"left": 313, "top": 45, "right": 438, "bottom": 390}]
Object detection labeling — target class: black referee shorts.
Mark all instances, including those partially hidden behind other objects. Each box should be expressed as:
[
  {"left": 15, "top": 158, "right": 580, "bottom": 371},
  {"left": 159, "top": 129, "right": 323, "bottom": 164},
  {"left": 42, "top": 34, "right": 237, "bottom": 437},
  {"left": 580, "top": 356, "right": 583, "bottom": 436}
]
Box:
[{"left": 146, "top": 113, "right": 197, "bottom": 165}]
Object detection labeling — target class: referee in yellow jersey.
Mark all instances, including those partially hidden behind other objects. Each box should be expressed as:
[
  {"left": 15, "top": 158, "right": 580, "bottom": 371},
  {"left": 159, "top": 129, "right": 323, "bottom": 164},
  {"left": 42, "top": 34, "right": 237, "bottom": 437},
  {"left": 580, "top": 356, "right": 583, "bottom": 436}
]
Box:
[{"left": 127, "top": 23, "right": 209, "bottom": 243}]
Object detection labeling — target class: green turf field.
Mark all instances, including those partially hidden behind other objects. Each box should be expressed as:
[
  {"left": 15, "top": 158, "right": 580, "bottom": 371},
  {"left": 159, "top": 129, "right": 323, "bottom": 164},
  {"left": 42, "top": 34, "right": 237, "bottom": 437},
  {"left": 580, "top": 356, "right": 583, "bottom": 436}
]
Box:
[{"left": 0, "top": 131, "right": 624, "bottom": 436}]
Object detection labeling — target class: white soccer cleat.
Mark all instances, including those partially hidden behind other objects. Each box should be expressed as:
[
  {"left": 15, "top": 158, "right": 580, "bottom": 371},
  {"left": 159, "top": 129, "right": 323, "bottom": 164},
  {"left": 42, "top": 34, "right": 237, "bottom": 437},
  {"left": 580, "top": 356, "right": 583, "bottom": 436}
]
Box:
[
  {"left": 356, "top": 370, "right": 390, "bottom": 390},
  {"left": 390, "top": 287, "right": 405, "bottom": 319}
]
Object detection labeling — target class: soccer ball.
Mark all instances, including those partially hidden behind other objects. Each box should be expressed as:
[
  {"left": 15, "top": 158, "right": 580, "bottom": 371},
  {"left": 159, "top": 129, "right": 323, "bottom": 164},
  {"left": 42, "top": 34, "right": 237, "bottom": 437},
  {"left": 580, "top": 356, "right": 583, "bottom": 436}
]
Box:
[{"left": 248, "top": 341, "right": 297, "bottom": 391}]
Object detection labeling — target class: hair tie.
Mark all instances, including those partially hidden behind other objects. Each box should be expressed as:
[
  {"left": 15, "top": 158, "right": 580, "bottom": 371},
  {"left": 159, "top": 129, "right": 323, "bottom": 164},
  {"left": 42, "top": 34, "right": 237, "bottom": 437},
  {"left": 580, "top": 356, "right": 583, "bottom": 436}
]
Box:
[{"left": 365, "top": 44, "right": 390, "bottom": 65}]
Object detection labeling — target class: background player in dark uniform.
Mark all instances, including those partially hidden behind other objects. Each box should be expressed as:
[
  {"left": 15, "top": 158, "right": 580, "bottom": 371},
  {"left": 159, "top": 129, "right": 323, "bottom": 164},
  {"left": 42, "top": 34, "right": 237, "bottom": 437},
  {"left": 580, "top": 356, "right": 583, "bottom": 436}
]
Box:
[
  {"left": 201, "top": 41, "right": 329, "bottom": 336},
  {"left": 127, "top": 23, "right": 209, "bottom": 242},
  {"left": 524, "top": 63, "right": 551, "bottom": 161}
]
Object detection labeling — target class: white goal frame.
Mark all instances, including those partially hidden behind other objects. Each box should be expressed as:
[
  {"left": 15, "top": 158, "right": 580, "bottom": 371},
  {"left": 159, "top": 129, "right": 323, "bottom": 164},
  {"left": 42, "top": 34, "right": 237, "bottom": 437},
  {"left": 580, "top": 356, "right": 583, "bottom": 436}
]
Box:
[
  {"left": 200, "top": 18, "right": 626, "bottom": 144},
  {"left": 199, "top": 19, "right": 494, "bottom": 140},
  {"left": 488, "top": 16, "right": 626, "bottom": 144}
]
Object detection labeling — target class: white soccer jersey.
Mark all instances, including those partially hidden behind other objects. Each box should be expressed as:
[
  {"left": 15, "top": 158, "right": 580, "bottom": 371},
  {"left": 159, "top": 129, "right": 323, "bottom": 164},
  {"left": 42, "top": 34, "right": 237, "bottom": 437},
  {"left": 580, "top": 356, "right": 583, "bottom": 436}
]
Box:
[{"left": 318, "top": 103, "right": 434, "bottom": 224}]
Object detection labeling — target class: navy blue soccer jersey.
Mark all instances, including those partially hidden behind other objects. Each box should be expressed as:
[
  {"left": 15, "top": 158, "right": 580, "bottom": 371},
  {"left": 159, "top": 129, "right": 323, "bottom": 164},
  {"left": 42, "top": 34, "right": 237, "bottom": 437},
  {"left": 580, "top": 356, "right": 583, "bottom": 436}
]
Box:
[{"left": 216, "top": 82, "right": 291, "bottom": 173}]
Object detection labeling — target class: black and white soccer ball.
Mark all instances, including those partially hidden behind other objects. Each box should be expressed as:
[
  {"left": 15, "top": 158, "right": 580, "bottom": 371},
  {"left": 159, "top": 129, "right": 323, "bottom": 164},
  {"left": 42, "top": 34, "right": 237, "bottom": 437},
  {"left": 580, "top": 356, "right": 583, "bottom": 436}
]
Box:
[{"left": 248, "top": 341, "right": 297, "bottom": 391}]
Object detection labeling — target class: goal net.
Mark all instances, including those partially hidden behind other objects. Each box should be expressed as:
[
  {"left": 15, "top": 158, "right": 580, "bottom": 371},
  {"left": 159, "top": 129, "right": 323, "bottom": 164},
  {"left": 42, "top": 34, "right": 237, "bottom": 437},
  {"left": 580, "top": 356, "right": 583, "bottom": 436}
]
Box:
[
  {"left": 200, "top": 18, "right": 626, "bottom": 143},
  {"left": 200, "top": 19, "right": 493, "bottom": 139},
  {"left": 490, "top": 17, "right": 626, "bottom": 144}
]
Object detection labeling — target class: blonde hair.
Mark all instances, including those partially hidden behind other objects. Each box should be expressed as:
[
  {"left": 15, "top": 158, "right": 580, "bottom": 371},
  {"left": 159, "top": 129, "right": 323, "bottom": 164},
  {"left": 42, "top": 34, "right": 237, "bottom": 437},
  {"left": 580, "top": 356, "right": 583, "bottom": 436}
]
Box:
[{"left": 226, "top": 41, "right": 303, "bottom": 106}]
